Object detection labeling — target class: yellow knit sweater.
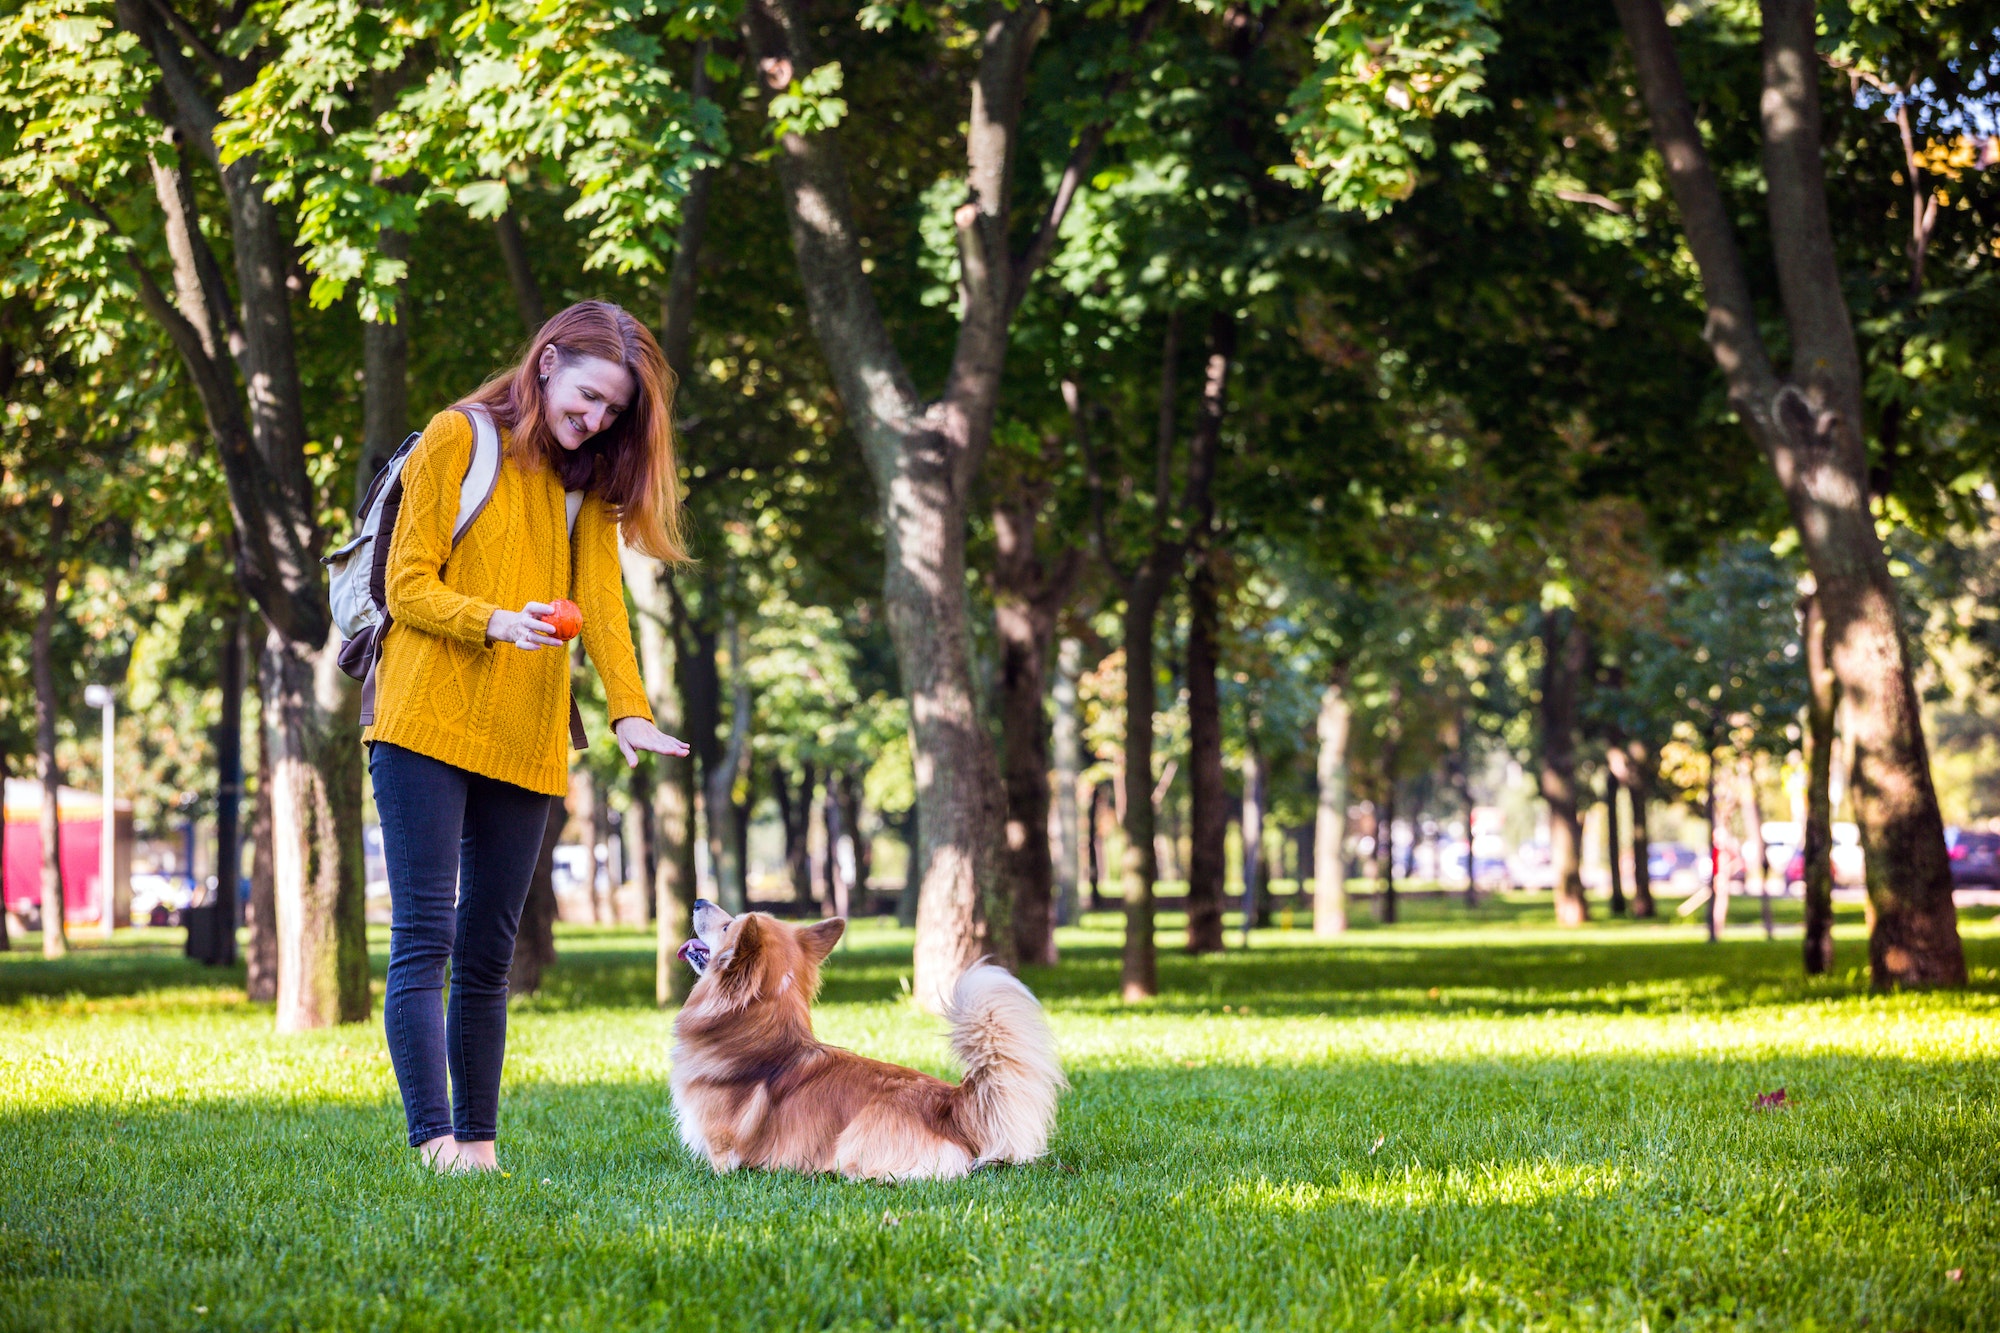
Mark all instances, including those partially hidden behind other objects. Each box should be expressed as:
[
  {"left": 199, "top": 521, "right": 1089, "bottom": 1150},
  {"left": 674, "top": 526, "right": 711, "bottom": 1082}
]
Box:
[{"left": 362, "top": 409, "right": 654, "bottom": 796}]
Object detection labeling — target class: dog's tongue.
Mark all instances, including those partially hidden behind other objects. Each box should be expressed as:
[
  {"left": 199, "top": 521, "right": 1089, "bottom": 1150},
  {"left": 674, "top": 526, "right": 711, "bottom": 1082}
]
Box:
[{"left": 677, "top": 938, "right": 711, "bottom": 972}]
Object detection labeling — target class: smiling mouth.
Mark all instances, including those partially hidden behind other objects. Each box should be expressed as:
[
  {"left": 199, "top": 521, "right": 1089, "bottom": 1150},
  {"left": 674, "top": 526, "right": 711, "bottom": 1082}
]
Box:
[{"left": 677, "top": 939, "right": 711, "bottom": 975}]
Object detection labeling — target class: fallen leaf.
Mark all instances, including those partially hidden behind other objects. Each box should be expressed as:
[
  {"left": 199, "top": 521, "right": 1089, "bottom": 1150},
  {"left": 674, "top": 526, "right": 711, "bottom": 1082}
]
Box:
[
  {"left": 1369, "top": 1135, "right": 1386, "bottom": 1155},
  {"left": 1753, "top": 1088, "right": 1789, "bottom": 1110},
  {"left": 1947, "top": 1269, "right": 1964, "bottom": 1283}
]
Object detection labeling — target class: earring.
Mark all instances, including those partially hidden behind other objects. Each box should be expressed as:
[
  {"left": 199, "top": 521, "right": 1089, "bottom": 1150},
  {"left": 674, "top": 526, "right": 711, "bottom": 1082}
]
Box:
[{"left": 538, "top": 374, "right": 548, "bottom": 385}]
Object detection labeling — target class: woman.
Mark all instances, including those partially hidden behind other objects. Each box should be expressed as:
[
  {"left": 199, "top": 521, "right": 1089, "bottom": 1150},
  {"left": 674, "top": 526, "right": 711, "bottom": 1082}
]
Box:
[{"left": 365, "top": 300, "right": 690, "bottom": 1172}]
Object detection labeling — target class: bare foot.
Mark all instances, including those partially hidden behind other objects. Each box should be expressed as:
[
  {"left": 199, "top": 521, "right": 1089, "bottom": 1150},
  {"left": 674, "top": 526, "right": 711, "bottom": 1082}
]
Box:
[
  {"left": 452, "top": 1140, "right": 500, "bottom": 1172},
  {"left": 417, "top": 1134, "right": 458, "bottom": 1173}
]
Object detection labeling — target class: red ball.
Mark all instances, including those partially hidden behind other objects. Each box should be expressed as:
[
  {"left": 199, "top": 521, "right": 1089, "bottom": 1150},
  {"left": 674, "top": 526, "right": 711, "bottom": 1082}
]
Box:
[{"left": 546, "top": 598, "right": 583, "bottom": 641}]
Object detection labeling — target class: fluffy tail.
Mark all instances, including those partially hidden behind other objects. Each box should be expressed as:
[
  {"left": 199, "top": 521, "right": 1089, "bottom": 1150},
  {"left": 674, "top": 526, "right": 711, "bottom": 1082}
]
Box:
[{"left": 947, "top": 963, "right": 1068, "bottom": 1164}]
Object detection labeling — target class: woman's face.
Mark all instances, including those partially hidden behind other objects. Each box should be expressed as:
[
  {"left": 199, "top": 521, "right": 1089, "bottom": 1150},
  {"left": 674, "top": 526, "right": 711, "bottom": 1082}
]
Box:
[{"left": 538, "top": 347, "right": 635, "bottom": 451}]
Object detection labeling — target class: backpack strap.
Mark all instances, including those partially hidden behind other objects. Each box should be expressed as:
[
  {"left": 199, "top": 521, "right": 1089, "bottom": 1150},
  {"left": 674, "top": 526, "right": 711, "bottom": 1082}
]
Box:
[
  {"left": 357, "top": 415, "right": 497, "bottom": 727},
  {"left": 565, "top": 487, "right": 587, "bottom": 750},
  {"left": 456, "top": 405, "right": 503, "bottom": 545}
]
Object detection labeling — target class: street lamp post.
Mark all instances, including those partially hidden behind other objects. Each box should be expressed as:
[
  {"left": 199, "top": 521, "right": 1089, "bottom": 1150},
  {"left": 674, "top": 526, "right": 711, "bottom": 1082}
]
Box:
[{"left": 82, "top": 684, "right": 114, "bottom": 940}]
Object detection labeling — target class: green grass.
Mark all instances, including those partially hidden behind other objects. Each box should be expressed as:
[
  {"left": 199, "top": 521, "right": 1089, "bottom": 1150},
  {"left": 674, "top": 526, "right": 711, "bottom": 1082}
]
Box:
[{"left": 4, "top": 899, "right": 2000, "bottom": 1331}]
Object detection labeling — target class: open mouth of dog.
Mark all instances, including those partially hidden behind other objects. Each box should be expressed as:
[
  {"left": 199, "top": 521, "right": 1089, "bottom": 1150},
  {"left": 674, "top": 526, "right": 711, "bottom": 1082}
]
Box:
[
  {"left": 677, "top": 938, "right": 711, "bottom": 975},
  {"left": 677, "top": 899, "right": 732, "bottom": 977}
]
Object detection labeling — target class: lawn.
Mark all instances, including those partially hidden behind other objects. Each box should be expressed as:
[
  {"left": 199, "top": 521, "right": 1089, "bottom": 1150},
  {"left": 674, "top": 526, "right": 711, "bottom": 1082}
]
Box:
[{"left": 3, "top": 897, "right": 1999, "bottom": 1331}]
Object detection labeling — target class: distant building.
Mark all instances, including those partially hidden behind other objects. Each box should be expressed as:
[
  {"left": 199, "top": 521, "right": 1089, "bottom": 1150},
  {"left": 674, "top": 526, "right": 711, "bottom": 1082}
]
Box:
[{"left": 2, "top": 778, "right": 134, "bottom": 928}]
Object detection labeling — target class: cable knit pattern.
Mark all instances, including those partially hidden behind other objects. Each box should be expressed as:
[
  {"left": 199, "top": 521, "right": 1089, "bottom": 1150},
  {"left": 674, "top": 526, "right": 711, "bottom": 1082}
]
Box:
[{"left": 362, "top": 409, "right": 655, "bottom": 796}]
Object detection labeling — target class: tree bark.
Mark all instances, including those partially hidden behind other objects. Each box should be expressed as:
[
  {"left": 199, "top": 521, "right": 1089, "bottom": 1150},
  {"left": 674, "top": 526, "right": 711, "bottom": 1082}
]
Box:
[
  {"left": 740, "top": 0, "right": 1033, "bottom": 1008},
  {"left": 493, "top": 209, "right": 546, "bottom": 336},
  {"left": 706, "top": 613, "right": 752, "bottom": 914},
  {"left": 836, "top": 769, "right": 866, "bottom": 915},
  {"left": 822, "top": 778, "right": 850, "bottom": 921},
  {"left": 1313, "top": 678, "right": 1352, "bottom": 937},
  {"left": 1742, "top": 754, "right": 1773, "bottom": 940},
  {"left": 738, "top": 0, "right": 1166, "bottom": 1009},
  {"left": 246, "top": 682, "right": 277, "bottom": 1000},
  {"left": 1705, "top": 733, "right": 1730, "bottom": 942},
  {"left": 508, "top": 798, "right": 566, "bottom": 995},
  {"left": 1185, "top": 555, "right": 1228, "bottom": 954},
  {"left": 1052, "top": 637, "right": 1083, "bottom": 927},
  {"left": 774, "top": 761, "right": 816, "bottom": 909},
  {"left": 629, "top": 560, "right": 697, "bottom": 1004},
  {"left": 1374, "top": 777, "right": 1398, "bottom": 925},
  {"left": 32, "top": 503, "right": 69, "bottom": 959},
  {"left": 204, "top": 605, "right": 244, "bottom": 965},
  {"left": 1605, "top": 765, "right": 1628, "bottom": 917},
  {"left": 991, "top": 464, "right": 1075, "bottom": 966},
  {"left": 261, "top": 626, "right": 369, "bottom": 1029},
  {"left": 1239, "top": 736, "right": 1265, "bottom": 948},
  {"left": 1539, "top": 608, "right": 1588, "bottom": 926},
  {"left": 1613, "top": 0, "right": 1962, "bottom": 985},
  {"left": 116, "top": 0, "right": 369, "bottom": 1024},
  {"left": 1801, "top": 589, "right": 1839, "bottom": 973},
  {"left": 1609, "top": 739, "right": 1658, "bottom": 918}
]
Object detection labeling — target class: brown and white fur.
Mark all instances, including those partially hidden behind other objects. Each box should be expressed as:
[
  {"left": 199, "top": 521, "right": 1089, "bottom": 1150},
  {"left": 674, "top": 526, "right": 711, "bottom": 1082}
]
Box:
[{"left": 669, "top": 901, "right": 1066, "bottom": 1181}]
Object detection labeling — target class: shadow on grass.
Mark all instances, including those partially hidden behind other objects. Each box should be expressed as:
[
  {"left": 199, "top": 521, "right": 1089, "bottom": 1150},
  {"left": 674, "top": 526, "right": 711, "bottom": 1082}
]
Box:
[
  {"left": 6, "top": 908, "right": 1999, "bottom": 1021},
  {"left": 3, "top": 1044, "right": 1996, "bottom": 1331}
]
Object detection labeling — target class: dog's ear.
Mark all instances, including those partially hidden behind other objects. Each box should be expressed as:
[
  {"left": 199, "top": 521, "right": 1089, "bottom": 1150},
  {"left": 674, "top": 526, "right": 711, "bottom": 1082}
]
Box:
[
  {"left": 797, "top": 917, "right": 844, "bottom": 964},
  {"left": 713, "top": 915, "right": 765, "bottom": 995}
]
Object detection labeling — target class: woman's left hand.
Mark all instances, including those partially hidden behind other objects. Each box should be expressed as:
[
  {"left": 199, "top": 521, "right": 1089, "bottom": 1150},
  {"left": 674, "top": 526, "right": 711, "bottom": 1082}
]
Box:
[{"left": 613, "top": 716, "right": 692, "bottom": 768}]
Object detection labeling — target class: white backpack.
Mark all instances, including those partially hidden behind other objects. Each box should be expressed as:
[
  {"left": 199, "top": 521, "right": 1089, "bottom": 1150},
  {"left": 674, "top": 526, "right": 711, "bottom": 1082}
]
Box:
[{"left": 325, "top": 405, "right": 586, "bottom": 744}]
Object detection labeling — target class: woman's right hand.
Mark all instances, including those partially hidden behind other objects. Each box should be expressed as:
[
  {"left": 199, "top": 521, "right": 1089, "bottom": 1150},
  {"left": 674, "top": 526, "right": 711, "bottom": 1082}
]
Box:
[{"left": 486, "top": 602, "right": 565, "bottom": 651}]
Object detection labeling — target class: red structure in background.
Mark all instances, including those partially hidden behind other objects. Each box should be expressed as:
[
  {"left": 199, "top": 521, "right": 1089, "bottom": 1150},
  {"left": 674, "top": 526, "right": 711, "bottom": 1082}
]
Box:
[{"left": 2, "top": 780, "right": 133, "bottom": 925}]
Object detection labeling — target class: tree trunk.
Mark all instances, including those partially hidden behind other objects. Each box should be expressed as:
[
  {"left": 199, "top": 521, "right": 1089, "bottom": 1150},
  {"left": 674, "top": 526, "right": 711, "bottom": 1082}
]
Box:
[
  {"left": 775, "top": 761, "right": 816, "bottom": 909},
  {"left": 205, "top": 606, "right": 244, "bottom": 965},
  {"left": 1239, "top": 737, "right": 1265, "bottom": 948},
  {"left": 628, "top": 763, "right": 655, "bottom": 924},
  {"left": 1539, "top": 608, "right": 1588, "bottom": 926},
  {"left": 1742, "top": 754, "right": 1773, "bottom": 940},
  {"left": 1605, "top": 765, "right": 1628, "bottom": 917},
  {"left": 738, "top": 0, "right": 1159, "bottom": 1010},
  {"left": 850, "top": 771, "right": 874, "bottom": 896},
  {"left": 823, "top": 779, "right": 849, "bottom": 921},
  {"left": 1118, "top": 585, "right": 1164, "bottom": 999},
  {"left": 246, "top": 685, "right": 277, "bottom": 1000},
  {"left": 706, "top": 614, "right": 751, "bottom": 914},
  {"left": 628, "top": 559, "right": 697, "bottom": 1004},
  {"left": 992, "top": 478, "right": 1071, "bottom": 965},
  {"left": 1052, "top": 637, "right": 1082, "bottom": 927},
  {"left": 0, "top": 749, "right": 10, "bottom": 952},
  {"left": 1185, "top": 557, "right": 1228, "bottom": 953},
  {"left": 837, "top": 769, "right": 866, "bottom": 916},
  {"left": 509, "top": 798, "right": 566, "bottom": 995},
  {"left": 32, "top": 506, "right": 69, "bottom": 959},
  {"left": 1375, "top": 779, "right": 1398, "bottom": 925},
  {"left": 493, "top": 209, "right": 546, "bottom": 336},
  {"left": 1609, "top": 739, "right": 1658, "bottom": 918},
  {"left": 1613, "top": 0, "right": 1962, "bottom": 986},
  {"left": 1313, "top": 678, "right": 1352, "bottom": 937},
  {"left": 114, "top": 0, "right": 371, "bottom": 1025},
  {"left": 262, "top": 627, "right": 369, "bottom": 1029},
  {"left": 896, "top": 806, "right": 921, "bottom": 928},
  {"left": 1801, "top": 589, "right": 1839, "bottom": 973}
]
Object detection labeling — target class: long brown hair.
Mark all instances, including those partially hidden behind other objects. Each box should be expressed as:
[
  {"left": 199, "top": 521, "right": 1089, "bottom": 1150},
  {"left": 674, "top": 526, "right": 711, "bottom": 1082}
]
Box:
[{"left": 458, "top": 299, "right": 687, "bottom": 562}]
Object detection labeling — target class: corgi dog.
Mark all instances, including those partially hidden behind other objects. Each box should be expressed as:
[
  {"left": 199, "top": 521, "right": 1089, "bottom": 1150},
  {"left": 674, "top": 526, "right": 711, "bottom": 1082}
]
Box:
[{"left": 670, "top": 901, "right": 1066, "bottom": 1181}]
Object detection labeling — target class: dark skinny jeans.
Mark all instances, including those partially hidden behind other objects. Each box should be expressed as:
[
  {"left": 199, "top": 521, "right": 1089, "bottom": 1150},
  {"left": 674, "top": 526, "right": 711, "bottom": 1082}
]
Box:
[{"left": 370, "top": 742, "right": 554, "bottom": 1146}]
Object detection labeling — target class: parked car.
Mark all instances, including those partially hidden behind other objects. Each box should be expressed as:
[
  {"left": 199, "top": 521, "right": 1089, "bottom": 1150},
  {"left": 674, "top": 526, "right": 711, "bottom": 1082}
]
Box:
[
  {"left": 1947, "top": 828, "right": 2000, "bottom": 888},
  {"left": 1645, "top": 843, "right": 1708, "bottom": 888}
]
